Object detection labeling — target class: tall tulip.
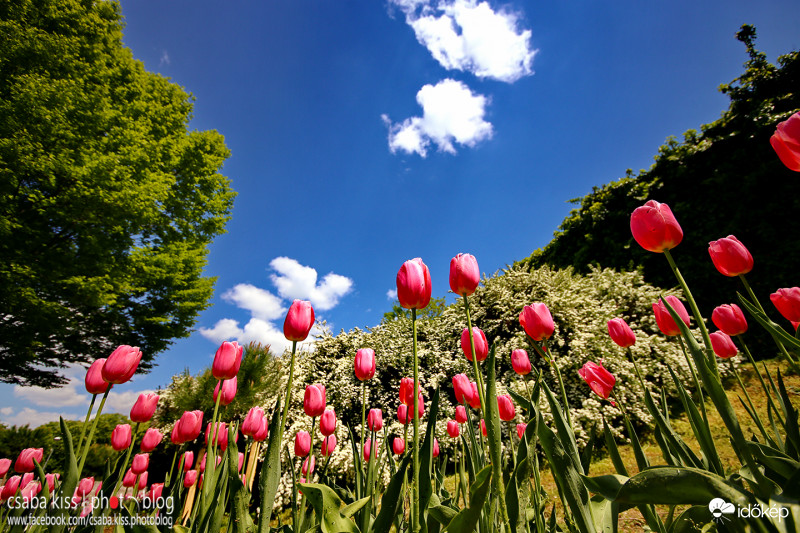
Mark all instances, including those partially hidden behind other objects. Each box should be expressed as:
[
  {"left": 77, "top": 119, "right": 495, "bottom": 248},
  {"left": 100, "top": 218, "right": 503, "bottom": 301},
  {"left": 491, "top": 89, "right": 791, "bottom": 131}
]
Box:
[
  {"left": 184, "top": 470, "right": 198, "bottom": 488},
  {"left": 131, "top": 454, "right": 149, "bottom": 475},
  {"left": 452, "top": 374, "right": 474, "bottom": 405},
  {"left": 367, "top": 409, "right": 383, "bottom": 432},
  {"left": 284, "top": 300, "right": 315, "bottom": 342},
  {"left": 1, "top": 476, "right": 20, "bottom": 500},
  {"left": 320, "top": 408, "right": 337, "bottom": 437},
  {"left": 213, "top": 377, "right": 237, "bottom": 406},
  {"left": 510, "top": 349, "right": 531, "bottom": 375},
  {"left": 399, "top": 377, "right": 416, "bottom": 406},
  {"left": 253, "top": 417, "right": 270, "bottom": 442},
  {"left": 363, "top": 439, "right": 376, "bottom": 462},
  {"left": 497, "top": 394, "right": 516, "bottom": 421},
  {"left": 396, "top": 258, "right": 432, "bottom": 310},
  {"left": 710, "top": 331, "right": 738, "bottom": 359},
  {"left": 212, "top": 341, "right": 243, "bottom": 380},
  {"left": 175, "top": 410, "right": 203, "bottom": 444},
  {"left": 711, "top": 304, "right": 748, "bottom": 336},
  {"left": 101, "top": 345, "right": 142, "bottom": 385},
  {"left": 468, "top": 382, "right": 481, "bottom": 410},
  {"left": 516, "top": 423, "right": 527, "bottom": 439},
  {"left": 455, "top": 405, "right": 468, "bottom": 424},
  {"left": 182, "top": 451, "right": 194, "bottom": 471},
  {"left": 433, "top": 438, "right": 439, "bottom": 458},
  {"left": 770, "top": 111, "right": 800, "bottom": 172},
  {"left": 578, "top": 361, "right": 616, "bottom": 402},
  {"left": 140, "top": 428, "right": 163, "bottom": 453},
  {"left": 122, "top": 469, "right": 136, "bottom": 488},
  {"left": 447, "top": 420, "right": 460, "bottom": 438},
  {"left": 85, "top": 359, "right": 109, "bottom": 394},
  {"left": 321, "top": 435, "right": 337, "bottom": 456},
  {"left": 519, "top": 303, "right": 555, "bottom": 341},
  {"left": 294, "top": 431, "right": 311, "bottom": 457},
  {"left": 111, "top": 424, "right": 132, "bottom": 452},
  {"left": 461, "top": 327, "right": 488, "bottom": 362},
  {"left": 14, "top": 448, "right": 43, "bottom": 473},
  {"left": 392, "top": 438, "right": 405, "bottom": 455},
  {"left": 607, "top": 318, "right": 636, "bottom": 348},
  {"left": 771, "top": 287, "right": 800, "bottom": 323},
  {"left": 708, "top": 236, "right": 753, "bottom": 277},
  {"left": 449, "top": 253, "right": 480, "bottom": 296},
  {"left": 242, "top": 407, "right": 265, "bottom": 437},
  {"left": 130, "top": 393, "right": 159, "bottom": 423},
  {"left": 630, "top": 200, "right": 683, "bottom": 253},
  {"left": 652, "top": 296, "right": 691, "bottom": 336},
  {"left": 398, "top": 404, "right": 410, "bottom": 425},
  {"left": 304, "top": 384, "right": 326, "bottom": 417},
  {"left": 354, "top": 348, "right": 376, "bottom": 381}
]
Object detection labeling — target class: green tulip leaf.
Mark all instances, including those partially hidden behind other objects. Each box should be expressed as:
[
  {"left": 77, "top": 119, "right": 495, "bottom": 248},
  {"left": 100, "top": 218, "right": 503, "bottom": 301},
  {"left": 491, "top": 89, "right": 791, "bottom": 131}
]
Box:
[
  {"left": 443, "top": 465, "right": 492, "bottom": 532},
  {"left": 258, "top": 398, "right": 284, "bottom": 533},
  {"left": 300, "top": 483, "right": 360, "bottom": 533}
]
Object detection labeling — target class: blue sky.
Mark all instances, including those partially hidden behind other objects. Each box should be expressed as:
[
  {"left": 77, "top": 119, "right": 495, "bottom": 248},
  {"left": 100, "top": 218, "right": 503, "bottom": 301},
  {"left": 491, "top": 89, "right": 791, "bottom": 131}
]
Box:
[{"left": 3, "top": 0, "right": 800, "bottom": 428}]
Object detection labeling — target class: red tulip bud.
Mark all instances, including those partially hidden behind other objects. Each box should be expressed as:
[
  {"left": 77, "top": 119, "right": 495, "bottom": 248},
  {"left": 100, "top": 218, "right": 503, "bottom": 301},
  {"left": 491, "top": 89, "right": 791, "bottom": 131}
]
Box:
[
  {"left": 770, "top": 111, "right": 800, "bottom": 172},
  {"left": 607, "top": 318, "right": 636, "bottom": 348},
  {"left": 354, "top": 348, "right": 376, "bottom": 381},
  {"left": 711, "top": 304, "right": 748, "bottom": 336},
  {"left": 130, "top": 393, "right": 159, "bottom": 423},
  {"left": 183, "top": 470, "right": 198, "bottom": 488},
  {"left": 455, "top": 405, "right": 468, "bottom": 424},
  {"left": 396, "top": 258, "right": 432, "bottom": 310},
  {"left": 14, "top": 448, "right": 43, "bottom": 473},
  {"left": 449, "top": 253, "right": 480, "bottom": 296},
  {"left": 447, "top": 420, "right": 460, "bottom": 438},
  {"left": 652, "top": 296, "right": 691, "bottom": 337},
  {"left": 392, "top": 438, "right": 405, "bottom": 455},
  {"left": 497, "top": 394, "right": 515, "bottom": 421},
  {"left": 630, "top": 200, "right": 683, "bottom": 253},
  {"left": 578, "top": 361, "right": 616, "bottom": 402},
  {"left": 304, "top": 384, "right": 326, "bottom": 417},
  {"left": 519, "top": 303, "right": 555, "bottom": 341},
  {"left": 140, "top": 428, "right": 163, "bottom": 453},
  {"left": 131, "top": 454, "right": 149, "bottom": 475},
  {"left": 213, "top": 377, "right": 237, "bottom": 406},
  {"left": 320, "top": 408, "right": 337, "bottom": 437},
  {"left": 511, "top": 349, "right": 532, "bottom": 375},
  {"left": 710, "top": 331, "right": 738, "bottom": 359},
  {"left": 101, "top": 345, "right": 142, "bottom": 385},
  {"left": 516, "top": 423, "right": 527, "bottom": 439},
  {"left": 284, "top": 300, "right": 315, "bottom": 342},
  {"left": 111, "top": 424, "right": 132, "bottom": 452},
  {"left": 461, "top": 327, "right": 488, "bottom": 362},
  {"left": 708, "top": 236, "right": 753, "bottom": 277},
  {"left": 771, "top": 287, "right": 800, "bottom": 323},
  {"left": 294, "top": 431, "right": 311, "bottom": 457},
  {"left": 321, "top": 435, "right": 337, "bottom": 456},
  {"left": 367, "top": 409, "right": 383, "bottom": 432},
  {"left": 85, "top": 359, "right": 109, "bottom": 395}
]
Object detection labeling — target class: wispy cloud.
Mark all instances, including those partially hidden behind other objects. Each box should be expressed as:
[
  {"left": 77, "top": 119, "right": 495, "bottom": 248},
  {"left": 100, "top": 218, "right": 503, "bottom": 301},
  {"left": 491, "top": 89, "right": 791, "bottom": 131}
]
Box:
[
  {"left": 200, "top": 258, "right": 353, "bottom": 354},
  {"left": 386, "top": 289, "right": 398, "bottom": 300},
  {"left": 0, "top": 407, "right": 80, "bottom": 429},
  {"left": 159, "top": 50, "right": 170, "bottom": 66},
  {"left": 383, "top": 79, "right": 492, "bottom": 156},
  {"left": 390, "top": 0, "right": 536, "bottom": 83}
]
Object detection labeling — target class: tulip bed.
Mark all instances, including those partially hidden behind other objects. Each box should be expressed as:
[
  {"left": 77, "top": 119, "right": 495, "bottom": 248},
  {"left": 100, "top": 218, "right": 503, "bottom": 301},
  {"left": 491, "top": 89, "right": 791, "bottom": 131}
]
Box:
[{"left": 1, "top": 116, "right": 800, "bottom": 532}]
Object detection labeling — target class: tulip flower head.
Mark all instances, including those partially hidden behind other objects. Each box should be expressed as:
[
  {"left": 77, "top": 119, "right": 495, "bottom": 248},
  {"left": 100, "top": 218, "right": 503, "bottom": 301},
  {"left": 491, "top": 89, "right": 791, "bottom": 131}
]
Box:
[
  {"left": 131, "top": 454, "right": 149, "bottom": 475},
  {"left": 367, "top": 408, "right": 383, "bottom": 432},
  {"left": 497, "top": 394, "right": 516, "bottom": 421},
  {"left": 122, "top": 469, "right": 136, "bottom": 488},
  {"left": 322, "top": 435, "right": 337, "bottom": 456},
  {"left": 363, "top": 439, "right": 376, "bottom": 462},
  {"left": 45, "top": 473, "right": 59, "bottom": 493},
  {"left": 517, "top": 423, "right": 527, "bottom": 440},
  {"left": 461, "top": 327, "right": 488, "bottom": 362},
  {"left": 213, "top": 377, "right": 238, "bottom": 406},
  {"left": 101, "top": 345, "right": 142, "bottom": 385},
  {"left": 711, "top": 304, "right": 748, "bottom": 336},
  {"left": 302, "top": 456, "right": 315, "bottom": 476},
  {"left": 20, "top": 480, "right": 41, "bottom": 504},
  {"left": 510, "top": 349, "right": 532, "bottom": 375},
  {"left": 397, "top": 404, "right": 409, "bottom": 425},
  {"left": 141, "top": 428, "right": 163, "bottom": 453},
  {"left": 354, "top": 348, "right": 376, "bottom": 381},
  {"left": 284, "top": 300, "right": 315, "bottom": 342},
  {"left": 771, "top": 287, "right": 800, "bottom": 323},
  {"left": 449, "top": 253, "right": 480, "bottom": 296},
  {"left": 630, "top": 200, "right": 683, "bottom": 253},
  {"left": 212, "top": 341, "right": 243, "bottom": 380},
  {"left": 294, "top": 431, "right": 311, "bottom": 457},
  {"left": 320, "top": 408, "right": 337, "bottom": 437},
  {"left": 182, "top": 451, "right": 194, "bottom": 471},
  {"left": 1, "top": 476, "right": 20, "bottom": 500},
  {"left": 137, "top": 472, "right": 148, "bottom": 490},
  {"left": 399, "top": 377, "right": 416, "bottom": 406},
  {"left": 253, "top": 416, "right": 270, "bottom": 442},
  {"left": 578, "top": 361, "right": 616, "bottom": 403},
  {"left": 468, "top": 382, "right": 481, "bottom": 410},
  {"left": 85, "top": 359, "right": 109, "bottom": 395},
  {"left": 242, "top": 407, "right": 266, "bottom": 437},
  {"left": 652, "top": 296, "right": 691, "bottom": 337},
  {"left": 15, "top": 448, "right": 43, "bottom": 473},
  {"left": 710, "top": 331, "right": 739, "bottom": 359},
  {"left": 455, "top": 405, "right": 468, "bottom": 424},
  {"left": 396, "top": 258, "right": 432, "bottom": 310},
  {"left": 708, "top": 236, "right": 753, "bottom": 277},
  {"left": 452, "top": 374, "right": 473, "bottom": 405},
  {"left": 205, "top": 422, "right": 228, "bottom": 450},
  {"left": 0, "top": 458, "right": 11, "bottom": 477},
  {"left": 111, "top": 424, "right": 132, "bottom": 451},
  {"left": 175, "top": 410, "right": 204, "bottom": 444},
  {"left": 770, "top": 111, "right": 800, "bottom": 172},
  {"left": 304, "top": 384, "right": 326, "bottom": 417},
  {"left": 130, "top": 393, "right": 159, "bottom": 423},
  {"left": 480, "top": 419, "right": 487, "bottom": 437},
  {"left": 433, "top": 438, "right": 440, "bottom": 458},
  {"left": 447, "top": 420, "right": 460, "bottom": 438},
  {"left": 519, "top": 303, "right": 555, "bottom": 341},
  {"left": 392, "top": 438, "right": 405, "bottom": 455},
  {"left": 607, "top": 318, "right": 636, "bottom": 348},
  {"left": 183, "top": 470, "right": 198, "bottom": 488}
]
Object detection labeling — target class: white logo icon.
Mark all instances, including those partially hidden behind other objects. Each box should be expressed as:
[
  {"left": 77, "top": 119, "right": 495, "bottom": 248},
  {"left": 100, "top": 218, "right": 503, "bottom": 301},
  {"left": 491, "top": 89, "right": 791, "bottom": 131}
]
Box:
[{"left": 709, "top": 498, "right": 736, "bottom": 523}]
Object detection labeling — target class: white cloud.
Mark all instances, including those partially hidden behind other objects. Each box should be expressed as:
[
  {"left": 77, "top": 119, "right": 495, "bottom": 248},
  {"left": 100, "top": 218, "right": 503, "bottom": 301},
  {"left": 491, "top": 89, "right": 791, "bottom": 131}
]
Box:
[
  {"left": 0, "top": 407, "right": 79, "bottom": 429},
  {"left": 384, "top": 79, "right": 492, "bottom": 156},
  {"left": 159, "top": 50, "right": 170, "bottom": 66},
  {"left": 269, "top": 257, "right": 353, "bottom": 312},
  {"left": 14, "top": 365, "right": 88, "bottom": 408},
  {"left": 222, "top": 284, "right": 286, "bottom": 321},
  {"left": 387, "top": 289, "right": 398, "bottom": 300},
  {"left": 391, "top": 0, "right": 536, "bottom": 83}
]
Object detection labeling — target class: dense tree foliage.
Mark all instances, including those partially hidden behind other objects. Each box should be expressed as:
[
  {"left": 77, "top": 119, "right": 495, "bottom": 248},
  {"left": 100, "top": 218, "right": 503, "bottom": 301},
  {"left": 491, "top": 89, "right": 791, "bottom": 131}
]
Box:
[
  {"left": 519, "top": 26, "right": 800, "bottom": 342},
  {"left": 0, "top": 0, "right": 234, "bottom": 386}
]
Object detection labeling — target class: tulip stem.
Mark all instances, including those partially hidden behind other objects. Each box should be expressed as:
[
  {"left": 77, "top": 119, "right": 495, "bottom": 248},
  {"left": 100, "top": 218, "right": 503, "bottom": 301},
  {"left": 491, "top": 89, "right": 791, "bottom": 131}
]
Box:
[
  {"left": 464, "top": 296, "right": 487, "bottom": 415},
  {"left": 677, "top": 338, "right": 708, "bottom": 424},
  {"left": 663, "top": 250, "right": 715, "bottom": 360},
  {"left": 545, "top": 341, "right": 573, "bottom": 430},
  {"left": 77, "top": 387, "right": 111, "bottom": 477},
  {"left": 76, "top": 393, "right": 97, "bottom": 457},
  {"left": 360, "top": 381, "right": 367, "bottom": 472},
  {"left": 202, "top": 379, "right": 224, "bottom": 512},
  {"left": 411, "top": 307, "right": 420, "bottom": 533},
  {"left": 738, "top": 339, "right": 783, "bottom": 422},
  {"left": 280, "top": 341, "right": 298, "bottom": 432},
  {"left": 739, "top": 274, "right": 800, "bottom": 370}
]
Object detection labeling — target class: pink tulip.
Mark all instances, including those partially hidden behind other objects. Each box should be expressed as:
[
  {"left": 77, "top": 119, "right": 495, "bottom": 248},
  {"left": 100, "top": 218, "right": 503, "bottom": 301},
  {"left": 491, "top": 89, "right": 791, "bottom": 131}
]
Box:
[
  {"left": 711, "top": 304, "right": 748, "bottom": 336},
  {"left": 710, "top": 331, "right": 738, "bottom": 359},
  {"left": 140, "top": 428, "right": 163, "bottom": 453},
  {"left": 607, "top": 318, "right": 636, "bottom": 348},
  {"left": 519, "top": 303, "right": 555, "bottom": 341},
  {"left": 242, "top": 407, "right": 266, "bottom": 437},
  {"left": 447, "top": 420, "right": 460, "bottom": 438},
  {"left": 182, "top": 451, "right": 194, "bottom": 471},
  {"left": 461, "top": 327, "right": 488, "bottom": 362},
  {"left": 497, "top": 394, "right": 515, "bottom": 421},
  {"left": 455, "top": 405, "right": 468, "bottom": 424},
  {"left": 130, "top": 393, "right": 159, "bottom": 423},
  {"left": 480, "top": 419, "right": 486, "bottom": 437},
  {"left": 131, "top": 454, "right": 149, "bottom": 475},
  {"left": 433, "top": 438, "right": 439, "bottom": 458},
  {"left": 75, "top": 476, "right": 95, "bottom": 500},
  {"left": 392, "top": 438, "right": 405, "bottom": 455},
  {"left": 511, "top": 349, "right": 532, "bottom": 375},
  {"left": 212, "top": 341, "right": 243, "bottom": 380},
  {"left": 396, "top": 258, "right": 432, "bottom": 310},
  {"left": 630, "top": 200, "right": 683, "bottom": 253},
  {"left": 320, "top": 408, "right": 337, "bottom": 437},
  {"left": 363, "top": 439, "right": 376, "bottom": 462},
  {"left": 304, "top": 384, "right": 326, "bottom": 417},
  {"left": 122, "top": 469, "right": 136, "bottom": 488},
  {"left": 45, "top": 473, "right": 59, "bottom": 493},
  {"left": 653, "top": 296, "right": 691, "bottom": 336},
  {"left": 175, "top": 410, "right": 204, "bottom": 444},
  {"left": 137, "top": 472, "right": 148, "bottom": 490},
  {"left": 213, "top": 377, "right": 238, "bottom": 406},
  {"left": 452, "top": 374, "right": 474, "bottom": 405},
  {"left": 516, "top": 423, "right": 527, "bottom": 439},
  {"left": 708, "top": 236, "right": 753, "bottom": 277},
  {"left": 15, "top": 448, "right": 43, "bottom": 473},
  {"left": 578, "top": 361, "right": 616, "bottom": 402},
  {"left": 21, "top": 472, "right": 33, "bottom": 488},
  {"left": 184, "top": 470, "right": 198, "bottom": 488},
  {"left": 399, "top": 377, "right": 416, "bottom": 406},
  {"left": 468, "top": 382, "right": 481, "bottom": 410},
  {"left": 284, "top": 300, "right": 315, "bottom": 342},
  {"left": 302, "top": 456, "right": 315, "bottom": 476},
  {"left": 205, "top": 422, "right": 230, "bottom": 451},
  {"left": 295, "top": 431, "right": 311, "bottom": 457},
  {"left": 322, "top": 435, "right": 337, "bottom": 456},
  {"left": 20, "top": 480, "right": 40, "bottom": 503},
  {"left": 253, "top": 416, "right": 270, "bottom": 442},
  {"left": 449, "top": 253, "right": 480, "bottom": 296},
  {"left": 354, "top": 348, "right": 376, "bottom": 381},
  {"left": 771, "top": 287, "right": 800, "bottom": 323},
  {"left": 238, "top": 452, "right": 245, "bottom": 473},
  {"left": 367, "top": 409, "right": 383, "bottom": 432},
  {"left": 85, "top": 359, "right": 109, "bottom": 395},
  {"left": 101, "top": 345, "right": 142, "bottom": 385},
  {"left": 1, "top": 476, "right": 20, "bottom": 500},
  {"left": 0, "top": 458, "right": 10, "bottom": 477},
  {"left": 398, "top": 404, "right": 409, "bottom": 425},
  {"left": 147, "top": 483, "right": 163, "bottom": 502},
  {"left": 111, "top": 424, "right": 132, "bottom": 451},
  {"left": 770, "top": 111, "right": 800, "bottom": 172}
]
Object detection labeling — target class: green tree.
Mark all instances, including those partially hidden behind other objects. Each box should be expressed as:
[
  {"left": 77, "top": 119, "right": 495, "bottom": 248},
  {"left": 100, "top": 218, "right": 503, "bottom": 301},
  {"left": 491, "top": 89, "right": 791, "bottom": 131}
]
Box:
[
  {"left": 0, "top": 0, "right": 235, "bottom": 386},
  {"left": 520, "top": 26, "right": 800, "bottom": 341}
]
